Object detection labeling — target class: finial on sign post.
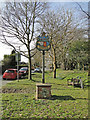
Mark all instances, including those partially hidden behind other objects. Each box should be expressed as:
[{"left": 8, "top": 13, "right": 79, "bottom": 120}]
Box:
[{"left": 42, "top": 32, "right": 46, "bottom": 36}]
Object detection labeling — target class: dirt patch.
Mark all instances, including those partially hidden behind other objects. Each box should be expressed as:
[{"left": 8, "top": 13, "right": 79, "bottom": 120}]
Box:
[{"left": 1, "top": 88, "right": 31, "bottom": 93}]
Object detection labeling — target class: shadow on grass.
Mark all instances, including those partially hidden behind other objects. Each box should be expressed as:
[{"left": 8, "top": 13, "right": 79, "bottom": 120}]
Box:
[
  {"left": 50, "top": 95, "right": 76, "bottom": 100},
  {"left": 31, "top": 79, "right": 41, "bottom": 83},
  {"left": 58, "top": 76, "right": 67, "bottom": 80},
  {"left": 75, "top": 97, "right": 88, "bottom": 100},
  {"left": 2, "top": 79, "right": 16, "bottom": 81}
]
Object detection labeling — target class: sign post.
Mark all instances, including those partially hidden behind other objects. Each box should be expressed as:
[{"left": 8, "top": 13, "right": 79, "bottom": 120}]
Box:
[
  {"left": 42, "top": 50, "right": 45, "bottom": 83},
  {"left": 36, "top": 33, "right": 52, "bottom": 99},
  {"left": 36, "top": 32, "right": 51, "bottom": 83},
  {"left": 15, "top": 50, "right": 21, "bottom": 82}
]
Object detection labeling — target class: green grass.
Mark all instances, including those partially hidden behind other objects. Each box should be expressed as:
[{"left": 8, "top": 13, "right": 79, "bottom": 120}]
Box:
[{"left": 1, "top": 69, "right": 89, "bottom": 119}]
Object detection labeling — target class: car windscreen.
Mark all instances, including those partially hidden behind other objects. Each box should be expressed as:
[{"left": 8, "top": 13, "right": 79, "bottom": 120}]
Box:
[
  {"left": 20, "top": 68, "right": 27, "bottom": 71},
  {"left": 5, "top": 70, "right": 14, "bottom": 73}
]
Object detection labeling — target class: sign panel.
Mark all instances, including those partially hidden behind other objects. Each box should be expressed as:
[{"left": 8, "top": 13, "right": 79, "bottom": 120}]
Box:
[
  {"left": 36, "top": 35, "right": 51, "bottom": 51},
  {"left": 15, "top": 53, "right": 21, "bottom": 62}
]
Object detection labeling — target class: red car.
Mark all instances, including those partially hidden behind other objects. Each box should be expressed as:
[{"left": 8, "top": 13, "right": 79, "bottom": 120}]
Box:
[
  {"left": 3, "top": 69, "right": 21, "bottom": 80},
  {"left": 19, "top": 67, "right": 28, "bottom": 76}
]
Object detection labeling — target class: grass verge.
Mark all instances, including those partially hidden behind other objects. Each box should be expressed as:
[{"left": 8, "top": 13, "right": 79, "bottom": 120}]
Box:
[{"left": 1, "top": 69, "right": 89, "bottom": 119}]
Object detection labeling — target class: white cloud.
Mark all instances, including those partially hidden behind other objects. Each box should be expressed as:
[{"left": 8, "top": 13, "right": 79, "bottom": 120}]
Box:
[{"left": 0, "top": 43, "right": 12, "bottom": 61}]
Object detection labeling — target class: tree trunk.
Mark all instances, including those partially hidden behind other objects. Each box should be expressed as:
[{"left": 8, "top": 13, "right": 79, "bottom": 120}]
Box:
[
  {"left": 78, "top": 62, "right": 80, "bottom": 70},
  {"left": 28, "top": 39, "right": 32, "bottom": 80},
  {"left": 83, "top": 64, "right": 84, "bottom": 71},
  {"left": 64, "top": 59, "right": 67, "bottom": 70},
  {"left": 53, "top": 49, "right": 56, "bottom": 78},
  {"left": 27, "top": 28, "right": 32, "bottom": 80},
  {"left": 88, "top": 65, "right": 90, "bottom": 76},
  {"left": 28, "top": 56, "right": 32, "bottom": 80},
  {"left": 71, "top": 62, "right": 74, "bottom": 70}
]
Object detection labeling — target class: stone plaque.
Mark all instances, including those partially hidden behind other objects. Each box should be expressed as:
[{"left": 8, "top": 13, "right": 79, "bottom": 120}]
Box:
[{"left": 36, "top": 83, "right": 52, "bottom": 99}]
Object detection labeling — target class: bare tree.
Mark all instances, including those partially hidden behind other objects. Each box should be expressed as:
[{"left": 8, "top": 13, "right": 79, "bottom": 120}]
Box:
[
  {"left": 39, "top": 8, "right": 78, "bottom": 78},
  {"left": 76, "top": 2, "right": 90, "bottom": 19},
  {"left": 0, "top": 1, "right": 48, "bottom": 80},
  {"left": 76, "top": 2, "right": 90, "bottom": 76}
]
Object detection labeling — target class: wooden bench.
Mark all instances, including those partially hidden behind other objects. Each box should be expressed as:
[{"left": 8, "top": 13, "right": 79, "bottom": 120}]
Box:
[
  {"left": 67, "top": 78, "right": 74, "bottom": 86},
  {"left": 67, "top": 77, "right": 83, "bottom": 89}
]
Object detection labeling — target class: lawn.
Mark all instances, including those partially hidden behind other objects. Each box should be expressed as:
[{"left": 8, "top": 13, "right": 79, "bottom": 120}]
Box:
[{"left": 0, "top": 69, "right": 89, "bottom": 119}]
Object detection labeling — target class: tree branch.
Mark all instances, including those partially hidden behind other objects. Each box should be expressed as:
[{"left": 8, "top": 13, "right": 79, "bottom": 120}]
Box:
[{"left": 76, "top": 2, "right": 90, "bottom": 19}]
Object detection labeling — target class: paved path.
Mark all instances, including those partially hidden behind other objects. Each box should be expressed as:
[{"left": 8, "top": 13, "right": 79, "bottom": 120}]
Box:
[{"left": 0, "top": 75, "right": 13, "bottom": 88}]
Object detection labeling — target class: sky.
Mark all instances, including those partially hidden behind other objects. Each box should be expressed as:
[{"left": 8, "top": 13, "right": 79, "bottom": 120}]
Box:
[
  {"left": 0, "top": 1, "right": 89, "bottom": 62},
  {"left": 0, "top": 0, "right": 89, "bottom": 2}
]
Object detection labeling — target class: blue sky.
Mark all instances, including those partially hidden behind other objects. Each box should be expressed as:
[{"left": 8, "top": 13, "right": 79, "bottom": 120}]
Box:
[
  {"left": 50, "top": 2, "right": 88, "bottom": 15},
  {"left": 50, "top": 2, "right": 88, "bottom": 25},
  {"left": 0, "top": 1, "right": 88, "bottom": 62}
]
